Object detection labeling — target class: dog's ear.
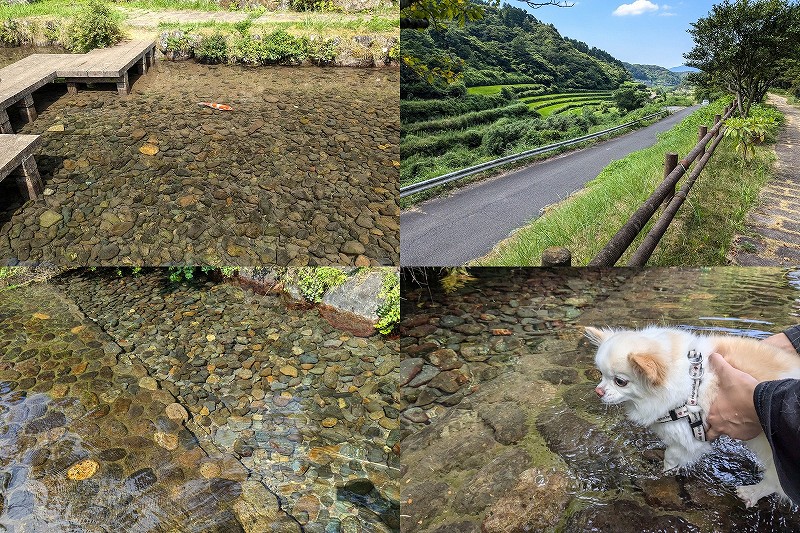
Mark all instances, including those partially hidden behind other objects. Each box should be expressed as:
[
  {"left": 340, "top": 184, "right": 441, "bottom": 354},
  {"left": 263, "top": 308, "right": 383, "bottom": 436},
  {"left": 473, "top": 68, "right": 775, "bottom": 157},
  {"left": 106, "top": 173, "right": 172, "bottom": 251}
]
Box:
[
  {"left": 584, "top": 326, "right": 612, "bottom": 346},
  {"left": 628, "top": 352, "right": 667, "bottom": 386}
]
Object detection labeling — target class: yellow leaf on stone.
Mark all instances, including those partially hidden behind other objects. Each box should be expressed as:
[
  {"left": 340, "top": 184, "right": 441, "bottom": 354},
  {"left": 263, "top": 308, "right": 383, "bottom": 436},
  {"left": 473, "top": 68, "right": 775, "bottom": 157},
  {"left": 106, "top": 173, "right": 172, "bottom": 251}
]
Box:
[
  {"left": 392, "top": 160, "right": 400, "bottom": 167},
  {"left": 206, "top": 334, "right": 216, "bottom": 342},
  {"left": 32, "top": 313, "right": 50, "bottom": 320},
  {"left": 67, "top": 459, "right": 98, "bottom": 481},
  {"left": 139, "top": 143, "right": 159, "bottom": 156},
  {"left": 70, "top": 325, "right": 86, "bottom": 334},
  {"left": 48, "top": 124, "right": 65, "bottom": 132}
]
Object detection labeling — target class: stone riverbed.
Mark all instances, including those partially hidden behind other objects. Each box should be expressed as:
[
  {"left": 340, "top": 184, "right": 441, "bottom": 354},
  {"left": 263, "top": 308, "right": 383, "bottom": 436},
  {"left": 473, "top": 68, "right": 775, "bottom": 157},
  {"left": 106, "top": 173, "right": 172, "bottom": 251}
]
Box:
[
  {"left": 0, "top": 50, "right": 399, "bottom": 266},
  {"left": 401, "top": 267, "right": 800, "bottom": 532},
  {"left": 0, "top": 268, "right": 399, "bottom": 532}
]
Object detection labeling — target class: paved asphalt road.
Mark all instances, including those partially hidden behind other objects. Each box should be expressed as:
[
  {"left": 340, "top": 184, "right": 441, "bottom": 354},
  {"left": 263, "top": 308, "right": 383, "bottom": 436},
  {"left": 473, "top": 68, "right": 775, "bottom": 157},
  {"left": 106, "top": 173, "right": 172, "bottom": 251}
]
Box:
[{"left": 400, "top": 105, "right": 701, "bottom": 266}]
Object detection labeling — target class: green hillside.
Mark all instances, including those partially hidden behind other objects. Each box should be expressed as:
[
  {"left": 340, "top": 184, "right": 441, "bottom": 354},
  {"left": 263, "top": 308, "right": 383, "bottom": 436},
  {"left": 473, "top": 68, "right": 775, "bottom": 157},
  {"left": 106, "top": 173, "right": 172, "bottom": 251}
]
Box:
[
  {"left": 623, "top": 62, "right": 687, "bottom": 87},
  {"left": 401, "top": 2, "right": 631, "bottom": 99}
]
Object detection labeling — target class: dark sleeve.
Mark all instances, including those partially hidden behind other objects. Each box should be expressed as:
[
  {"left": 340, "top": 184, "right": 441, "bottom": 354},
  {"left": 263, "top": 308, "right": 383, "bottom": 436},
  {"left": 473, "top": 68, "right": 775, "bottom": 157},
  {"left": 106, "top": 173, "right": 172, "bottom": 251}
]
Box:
[
  {"left": 754, "top": 379, "right": 800, "bottom": 505},
  {"left": 782, "top": 325, "right": 800, "bottom": 353}
]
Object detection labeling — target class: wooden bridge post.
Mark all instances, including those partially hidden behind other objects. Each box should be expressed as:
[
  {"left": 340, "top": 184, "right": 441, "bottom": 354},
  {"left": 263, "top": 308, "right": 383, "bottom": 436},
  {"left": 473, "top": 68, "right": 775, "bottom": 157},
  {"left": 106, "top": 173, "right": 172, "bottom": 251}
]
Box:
[
  {"left": 662, "top": 152, "right": 679, "bottom": 206},
  {"left": 698, "top": 125, "right": 708, "bottom": 154},
  {"left": 12, "top": 155, "right": 44, "bottom": 200},
  {"left": 0, "top": 109, "right": 12, "bottom": 134},
  {"left": 541, "top": 247, "right": 572, "bottom": 267},
  {"left": 67, "top": 82, "right": 78, "bottom": 95},
  {"left": 18, "top": 94, "right": 37, "bottom": 123},
  {"left": 116, "top": 71, "right": 130, "bottom": 96}
]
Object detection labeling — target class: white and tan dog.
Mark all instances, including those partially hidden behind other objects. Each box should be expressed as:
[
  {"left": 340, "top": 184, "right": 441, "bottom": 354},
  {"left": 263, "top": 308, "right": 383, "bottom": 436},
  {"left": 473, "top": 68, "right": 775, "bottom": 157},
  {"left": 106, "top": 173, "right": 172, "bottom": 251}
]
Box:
[{"left": 586, "top": 325, "right": 800, "bottom": 507}]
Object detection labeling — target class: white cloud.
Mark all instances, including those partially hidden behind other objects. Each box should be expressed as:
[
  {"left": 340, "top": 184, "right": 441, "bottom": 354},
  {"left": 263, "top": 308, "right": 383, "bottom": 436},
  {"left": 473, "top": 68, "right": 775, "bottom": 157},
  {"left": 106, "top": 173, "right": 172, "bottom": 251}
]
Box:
[
  {"left": 613, "top": 0, "right": 659, "bottom": 16},
  {"left": 658, "top": 12, "right": 676, "bottom": 16}
]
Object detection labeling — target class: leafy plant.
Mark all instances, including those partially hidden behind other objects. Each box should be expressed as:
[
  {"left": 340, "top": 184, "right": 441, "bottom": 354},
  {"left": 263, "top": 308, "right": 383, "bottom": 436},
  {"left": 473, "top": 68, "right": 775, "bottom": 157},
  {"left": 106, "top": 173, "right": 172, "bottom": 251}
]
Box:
[
  {"left": 196, "top": 32, "right": 228, "bottom": 64},
  {"left": 290, "top": 0, "right": 338, "bottom": 12},
  {"left": 169, "top": 266, "right": 196, "bottom": 283},
  {"left": 306, "top": 35, "right": 337, "bottom": 65},
  {"left": 375, "top": 271, "right": 400, "bottom": 335},
  {"left": 290, "top": 267, "right": 348, "bottom": 303},
  {"left": 68, "top": 1, "right": 124, "bottom": 53},
  {"left": 724, "top": 106, "right": 779, "bottom": 162}
]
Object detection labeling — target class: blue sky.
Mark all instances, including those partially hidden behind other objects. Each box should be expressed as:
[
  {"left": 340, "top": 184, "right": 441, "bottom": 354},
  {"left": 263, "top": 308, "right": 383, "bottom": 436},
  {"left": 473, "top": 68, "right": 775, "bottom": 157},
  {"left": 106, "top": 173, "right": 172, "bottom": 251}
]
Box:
[{"left": 519, "top": 0, "right": 719, "bottom": 68}]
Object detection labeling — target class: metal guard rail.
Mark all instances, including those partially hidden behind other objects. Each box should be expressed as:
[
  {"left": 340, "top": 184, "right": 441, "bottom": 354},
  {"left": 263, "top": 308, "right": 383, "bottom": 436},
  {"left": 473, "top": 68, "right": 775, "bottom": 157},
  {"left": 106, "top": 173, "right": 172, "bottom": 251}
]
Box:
[{"left": 399, "top": 109, "right": 670, "bottom": 198}]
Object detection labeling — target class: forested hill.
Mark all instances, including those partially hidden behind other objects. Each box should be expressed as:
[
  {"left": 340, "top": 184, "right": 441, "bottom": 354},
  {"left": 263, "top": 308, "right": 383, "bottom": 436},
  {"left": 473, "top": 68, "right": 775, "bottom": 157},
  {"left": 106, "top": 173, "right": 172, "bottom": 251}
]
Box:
[
  {"left": 623, "top": 62, "right": 686, "bottom": 86},
  {"left": 401, "top": 3, "right": 631, "bottom": 99}
]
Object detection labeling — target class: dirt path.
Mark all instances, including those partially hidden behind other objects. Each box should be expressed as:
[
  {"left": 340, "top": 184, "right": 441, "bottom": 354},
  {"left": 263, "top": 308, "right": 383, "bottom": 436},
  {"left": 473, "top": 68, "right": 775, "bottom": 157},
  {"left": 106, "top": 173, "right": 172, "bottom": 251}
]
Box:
[{"left": 732, "top": 94, "right": 800, "bottom": 265}]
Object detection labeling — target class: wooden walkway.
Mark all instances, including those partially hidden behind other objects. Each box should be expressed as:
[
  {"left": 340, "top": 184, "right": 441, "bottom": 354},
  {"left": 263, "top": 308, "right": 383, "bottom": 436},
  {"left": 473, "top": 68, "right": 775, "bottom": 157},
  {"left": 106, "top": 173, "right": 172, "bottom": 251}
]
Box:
[
  {"left": 0, "top": 40, "right": 156, "bottom": 134},
  {"left": 0, "top": 134, "right": 44, "bottom": 200}
]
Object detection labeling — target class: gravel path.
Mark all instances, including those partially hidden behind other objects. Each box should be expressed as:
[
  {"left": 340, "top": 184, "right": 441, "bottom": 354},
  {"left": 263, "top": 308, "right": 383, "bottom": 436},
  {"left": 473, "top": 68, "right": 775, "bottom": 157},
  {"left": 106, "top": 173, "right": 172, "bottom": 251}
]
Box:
[{"left": 732, "top": 94, "right": 800, "bottom": 265}]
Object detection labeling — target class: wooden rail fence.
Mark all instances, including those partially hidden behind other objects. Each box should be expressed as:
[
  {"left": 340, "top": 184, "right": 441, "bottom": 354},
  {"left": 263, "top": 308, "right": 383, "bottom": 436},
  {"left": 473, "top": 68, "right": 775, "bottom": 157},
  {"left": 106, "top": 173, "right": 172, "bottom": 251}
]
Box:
[{"left": 540, "top": 102, "right": 738, "bottom": 267}]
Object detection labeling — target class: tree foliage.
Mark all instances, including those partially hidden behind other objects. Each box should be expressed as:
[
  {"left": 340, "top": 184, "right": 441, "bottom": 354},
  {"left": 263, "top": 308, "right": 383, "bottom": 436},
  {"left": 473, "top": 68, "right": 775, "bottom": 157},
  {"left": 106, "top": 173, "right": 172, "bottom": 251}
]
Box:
[
  {"left": 400, "top": 0, "right": 573, "bottom": 29},
  {"left": 613, "top": 82, "right": 649, "bottom": 112},
  {"left": 684, "top": 0, "right": 800, "bottom": 117},
  {"left": 401, "top": 3, "right": 631, "bottom": 99}
]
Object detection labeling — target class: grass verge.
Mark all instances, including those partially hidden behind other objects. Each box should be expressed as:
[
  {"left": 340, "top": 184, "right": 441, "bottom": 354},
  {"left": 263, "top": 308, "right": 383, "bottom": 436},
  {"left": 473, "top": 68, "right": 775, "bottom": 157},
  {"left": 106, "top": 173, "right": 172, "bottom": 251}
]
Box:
[{"left": 475, "top": 98, "right": 777, "bottom": 266}]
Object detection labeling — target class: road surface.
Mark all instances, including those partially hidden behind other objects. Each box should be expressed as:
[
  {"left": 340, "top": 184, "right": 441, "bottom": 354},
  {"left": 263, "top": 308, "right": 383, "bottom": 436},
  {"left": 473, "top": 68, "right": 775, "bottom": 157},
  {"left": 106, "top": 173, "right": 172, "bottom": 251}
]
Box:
[{"left": 400, "top": 105, "right": 700, "bottom": 266}]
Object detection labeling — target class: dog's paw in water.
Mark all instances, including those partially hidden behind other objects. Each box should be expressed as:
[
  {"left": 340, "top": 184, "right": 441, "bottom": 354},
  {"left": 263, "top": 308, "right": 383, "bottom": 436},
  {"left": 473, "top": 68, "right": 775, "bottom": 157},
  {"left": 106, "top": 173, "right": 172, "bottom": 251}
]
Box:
[{"left": 736, "top": 482, "right": 773, "bottom": 508}]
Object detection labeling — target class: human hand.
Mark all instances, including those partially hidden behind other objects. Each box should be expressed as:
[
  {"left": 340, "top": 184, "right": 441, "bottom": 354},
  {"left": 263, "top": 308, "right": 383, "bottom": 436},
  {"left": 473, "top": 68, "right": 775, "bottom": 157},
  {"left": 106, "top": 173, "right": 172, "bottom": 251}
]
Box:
[
  {"left": 706, "top": 352, "right": 761, "bottom": 441},
  {"left": 762, "top": 332, "right": 795, "bottom": 353}
]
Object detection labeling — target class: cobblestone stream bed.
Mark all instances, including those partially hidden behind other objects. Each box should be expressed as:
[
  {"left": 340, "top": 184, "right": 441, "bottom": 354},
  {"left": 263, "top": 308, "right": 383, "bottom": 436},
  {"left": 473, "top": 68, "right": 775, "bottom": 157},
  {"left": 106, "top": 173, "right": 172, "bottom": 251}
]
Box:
[
  {"left": 0, "top": 269, "right": 400, "bottom": 531},
  {"left": 0, "top": 51, "right": 399, "bottom": 266},
  {"left": 401, "top": 267, "right": 800, "bottom": 532}
]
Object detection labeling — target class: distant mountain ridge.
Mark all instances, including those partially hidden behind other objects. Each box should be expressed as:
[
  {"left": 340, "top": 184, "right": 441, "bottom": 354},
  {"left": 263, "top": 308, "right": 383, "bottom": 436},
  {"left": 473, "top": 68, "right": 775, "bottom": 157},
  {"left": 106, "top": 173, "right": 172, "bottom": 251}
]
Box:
[
  {"left": 669, "top": 65, "right": 700, "bottom": 73},
  {"left": 623, "top": 62, "right": 687, "bottom": 86}
]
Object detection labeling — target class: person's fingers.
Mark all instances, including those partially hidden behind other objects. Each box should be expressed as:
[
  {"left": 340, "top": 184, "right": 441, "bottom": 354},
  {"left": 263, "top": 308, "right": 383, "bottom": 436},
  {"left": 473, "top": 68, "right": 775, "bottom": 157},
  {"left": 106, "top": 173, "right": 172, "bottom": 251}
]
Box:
[
  {"left": 706, "top": 425, "right": 719, "bottom": 441},
  {"left": 708, "top": 352, "right": 727, "bottom": 373}
]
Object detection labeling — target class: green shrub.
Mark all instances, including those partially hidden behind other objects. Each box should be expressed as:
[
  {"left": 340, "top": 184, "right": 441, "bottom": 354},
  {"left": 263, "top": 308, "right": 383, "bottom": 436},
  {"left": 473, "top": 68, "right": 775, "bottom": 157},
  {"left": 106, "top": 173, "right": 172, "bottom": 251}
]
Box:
[
  {"left": 231, "top": 30, "right": 307, "bottom": 65},
  {"left": 290, "top": 0, "right": 338, "bottom": 12},
  {"left": 306, "top": 36, "right": 337, "bottom": 65},
  {"left": 291, "top": 267, "right": 348, "bottom": 303},
  {"left": 196, "top": 33, "right": 228, "bottom": 64},
  {"left": 0, "top": 19, "right": 23, "bottom": 46},
  {"left": 68, "top": 1, "right": 123, "bottom": 53}
]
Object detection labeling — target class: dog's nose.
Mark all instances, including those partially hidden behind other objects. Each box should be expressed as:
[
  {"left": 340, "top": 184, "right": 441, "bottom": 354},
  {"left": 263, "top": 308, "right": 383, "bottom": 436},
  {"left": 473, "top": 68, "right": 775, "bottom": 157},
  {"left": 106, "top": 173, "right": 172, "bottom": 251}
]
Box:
[{"left": 595, "top": 386, "right": 605, "bottom": 397}]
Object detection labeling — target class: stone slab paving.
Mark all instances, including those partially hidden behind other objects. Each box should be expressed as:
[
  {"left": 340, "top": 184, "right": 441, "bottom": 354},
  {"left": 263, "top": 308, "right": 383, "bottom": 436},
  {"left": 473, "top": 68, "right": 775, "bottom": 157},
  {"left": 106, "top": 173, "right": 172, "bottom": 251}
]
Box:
[
  {"left": 56, "top": 269, "right": 400, "bottom": 532},
  {"left": 0, "top": 281, "right": 300, "bottom": 532},
  {"left": 400, "top": 267, "right": 800, "bottom": 532},
  {"left": 0, "top": 52, "right": 399, "bottom": 266},
  {"left": 732, "top": 94, "right": 800, "bottom": 265}
]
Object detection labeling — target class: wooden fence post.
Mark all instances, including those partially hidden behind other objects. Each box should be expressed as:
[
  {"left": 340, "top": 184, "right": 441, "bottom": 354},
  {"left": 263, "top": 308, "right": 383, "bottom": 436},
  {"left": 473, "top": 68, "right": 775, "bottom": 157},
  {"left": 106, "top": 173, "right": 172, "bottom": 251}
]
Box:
[
  {"left": 662, "top": 152, "right": 679, "bottom": 206},
  {"left": 698, "top": 125, "right": 708, "bottom": 154}
]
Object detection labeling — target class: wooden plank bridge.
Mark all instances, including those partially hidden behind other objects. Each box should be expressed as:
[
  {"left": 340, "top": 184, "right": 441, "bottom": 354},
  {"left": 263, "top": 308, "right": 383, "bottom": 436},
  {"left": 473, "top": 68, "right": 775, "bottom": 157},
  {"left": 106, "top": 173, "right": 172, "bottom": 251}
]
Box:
[
  {"left": 0, "top": 134, "right": 44, "bottom": 200},
  {"left": 0, "top": 39, "right": 156, "bottom": 134}
]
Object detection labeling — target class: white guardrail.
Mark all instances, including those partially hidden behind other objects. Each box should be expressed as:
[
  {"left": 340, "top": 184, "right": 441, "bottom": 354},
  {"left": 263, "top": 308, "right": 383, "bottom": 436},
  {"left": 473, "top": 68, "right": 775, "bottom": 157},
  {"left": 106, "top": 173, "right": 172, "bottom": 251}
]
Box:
[{"left": 400, "top": 109, "right": 669, "bottom": 198}]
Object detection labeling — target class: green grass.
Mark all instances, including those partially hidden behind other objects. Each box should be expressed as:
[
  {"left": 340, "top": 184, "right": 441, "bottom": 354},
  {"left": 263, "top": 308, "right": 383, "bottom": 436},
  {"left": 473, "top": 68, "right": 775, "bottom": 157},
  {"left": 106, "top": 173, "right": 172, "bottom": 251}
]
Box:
[
  {"left": 520, "top": 91, "right": 612, "bottom": 105},
  {"left": 533, "top": 98, "right": 612, "bottom": 117},
  {"left": 0, "top": 0, "right": 221, "bottom": 18},
  {"left": 476, "top": 98, "right": 777, "bottom": 266},
  {"left": 157, "top": 14, "right": 398, "bottom": 35},
  {"left": 466, "top": 83, "right": 541, "bottom": 95}
]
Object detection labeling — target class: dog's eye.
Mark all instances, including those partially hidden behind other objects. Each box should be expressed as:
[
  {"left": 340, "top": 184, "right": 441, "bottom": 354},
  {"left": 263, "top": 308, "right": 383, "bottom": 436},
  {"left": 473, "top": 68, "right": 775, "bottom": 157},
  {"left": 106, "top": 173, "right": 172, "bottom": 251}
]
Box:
[{"left": 614, "top": 376, "right": 629, "bottom": 387}]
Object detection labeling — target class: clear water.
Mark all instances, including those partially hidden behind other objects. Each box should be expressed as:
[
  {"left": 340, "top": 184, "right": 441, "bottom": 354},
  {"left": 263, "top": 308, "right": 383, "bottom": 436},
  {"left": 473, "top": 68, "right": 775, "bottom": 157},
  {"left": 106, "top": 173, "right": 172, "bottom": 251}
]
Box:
[{"left": 400, "top": 267, "right": 800, "bottom": 532}]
